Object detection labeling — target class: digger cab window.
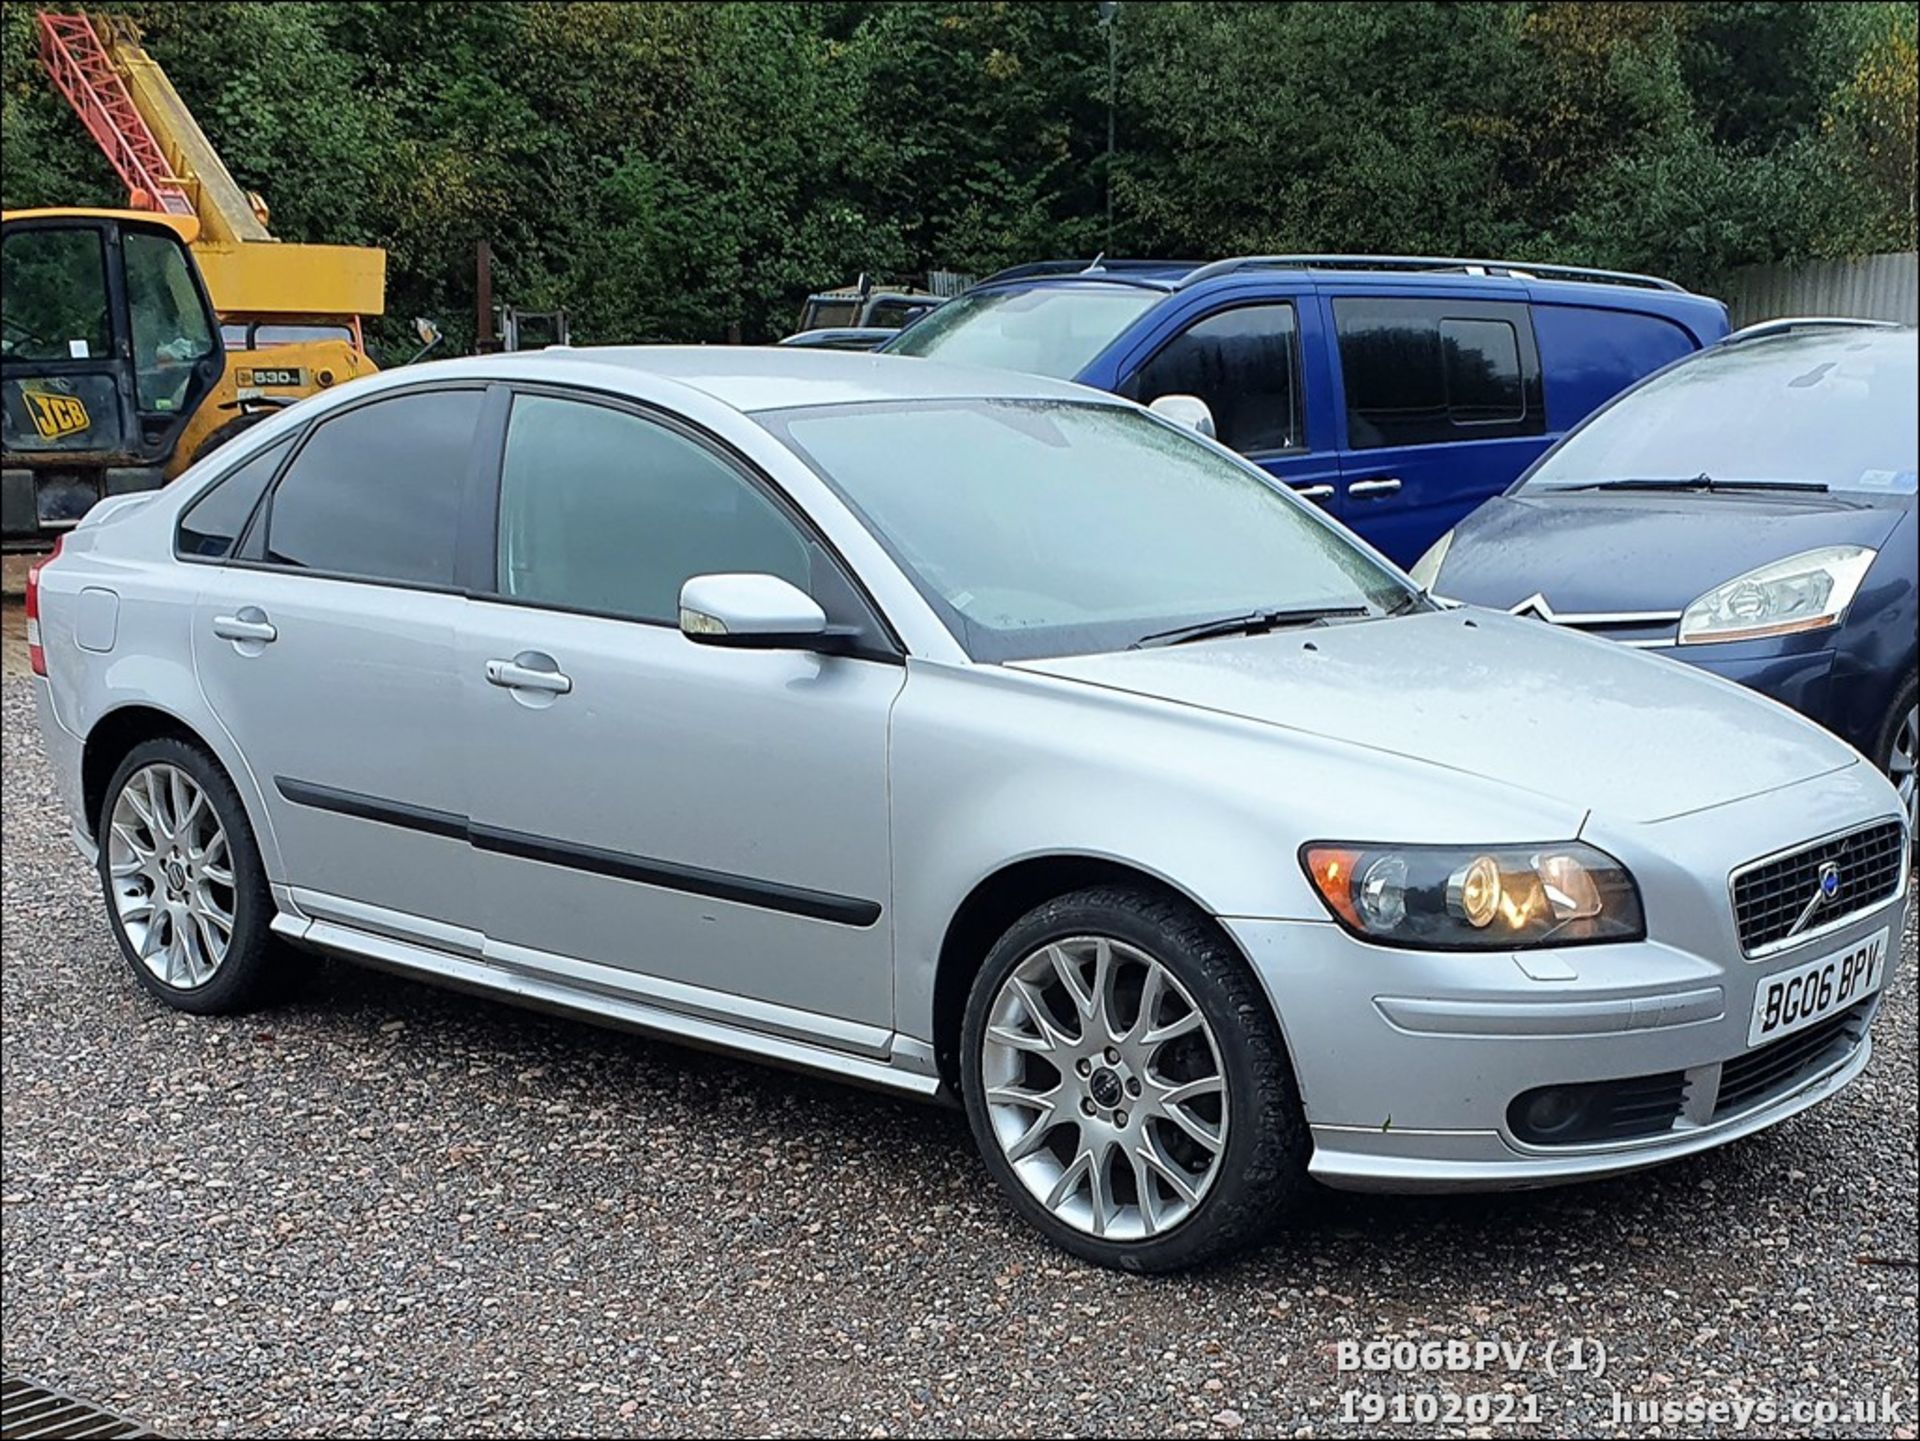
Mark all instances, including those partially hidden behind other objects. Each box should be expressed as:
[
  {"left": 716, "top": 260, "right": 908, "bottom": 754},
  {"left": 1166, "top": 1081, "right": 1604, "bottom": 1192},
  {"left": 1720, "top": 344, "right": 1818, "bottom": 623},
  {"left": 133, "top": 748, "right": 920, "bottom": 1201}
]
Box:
[
  {"left": 124, "top": 229, "right": 215, "bottom": 413},
  {"left": 0, "top": 227, "right": 111, "bottom": 363}
]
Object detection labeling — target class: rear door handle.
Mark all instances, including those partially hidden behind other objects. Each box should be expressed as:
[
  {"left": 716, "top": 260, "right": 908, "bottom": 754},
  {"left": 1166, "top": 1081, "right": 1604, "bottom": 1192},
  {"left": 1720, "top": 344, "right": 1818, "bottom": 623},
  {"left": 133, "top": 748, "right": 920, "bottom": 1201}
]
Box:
[
  {"left": 486, "top": 654, "right": 573, "bottom": 695},
  {"left": 1347, "top": 477, "right": 1403, "bottom": 498},
  {"left": 1291, "top": 484, "right": 1335, "bottom": 502},
  {"left": 211, "top": 608, "right": 277, "bottom": 643}
]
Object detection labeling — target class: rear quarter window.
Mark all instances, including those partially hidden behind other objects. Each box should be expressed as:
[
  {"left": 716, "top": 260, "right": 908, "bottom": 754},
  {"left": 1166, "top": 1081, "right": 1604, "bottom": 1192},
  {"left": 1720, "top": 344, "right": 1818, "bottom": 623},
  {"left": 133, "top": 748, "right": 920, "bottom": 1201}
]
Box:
[
  {"left": 1528, "top": 305, "right": 1698, "bottom": 431},
  {"left": 176, "top": 437, "right": 291, "bottom": 559}
]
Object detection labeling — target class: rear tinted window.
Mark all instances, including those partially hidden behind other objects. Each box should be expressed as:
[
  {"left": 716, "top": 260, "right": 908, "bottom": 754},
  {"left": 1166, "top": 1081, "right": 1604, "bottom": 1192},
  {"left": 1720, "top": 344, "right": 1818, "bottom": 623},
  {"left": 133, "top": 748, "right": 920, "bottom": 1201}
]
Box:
[
  {"left": 1129, "top": 304, "right": 1302, "bottom": 454},
  {"left": 1335, "top": 298, "right": 1543, "bottom": 448},
  {"left": 178, "top": 438, "right": 289, "bottom": 559},
  {"left": 262, "top": 389, "right": 481, "bottom": 585}
]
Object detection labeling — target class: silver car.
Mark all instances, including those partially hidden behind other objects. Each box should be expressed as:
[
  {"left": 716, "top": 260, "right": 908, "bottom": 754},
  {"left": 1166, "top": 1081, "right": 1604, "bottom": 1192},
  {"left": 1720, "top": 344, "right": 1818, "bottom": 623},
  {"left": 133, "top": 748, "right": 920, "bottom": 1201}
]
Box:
[{"left": 27, "top": 349, "right": 1910, "bottom": 1271}]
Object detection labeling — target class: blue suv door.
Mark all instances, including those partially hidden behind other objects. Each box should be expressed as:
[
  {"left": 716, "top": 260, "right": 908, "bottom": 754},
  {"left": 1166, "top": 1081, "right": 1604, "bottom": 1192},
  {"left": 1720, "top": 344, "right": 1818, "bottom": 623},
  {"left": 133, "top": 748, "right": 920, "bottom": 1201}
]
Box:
[
  {"left": 1324, "top": 291, "right": 1550, "bottom": 564},
  {"left": 1106, "top": 290, "right": 1348, "bottom": 521}
]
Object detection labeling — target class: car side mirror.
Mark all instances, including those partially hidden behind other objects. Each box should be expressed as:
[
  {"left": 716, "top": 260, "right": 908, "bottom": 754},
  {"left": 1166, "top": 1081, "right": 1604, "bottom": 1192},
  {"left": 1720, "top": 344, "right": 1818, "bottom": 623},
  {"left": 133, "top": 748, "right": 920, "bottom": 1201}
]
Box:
[
  {"left": 679, "top": 573, "right": 829, "bottom": 650},
  {"left": 1148, "top": 393, "right": 1217, "bottom": 440}
]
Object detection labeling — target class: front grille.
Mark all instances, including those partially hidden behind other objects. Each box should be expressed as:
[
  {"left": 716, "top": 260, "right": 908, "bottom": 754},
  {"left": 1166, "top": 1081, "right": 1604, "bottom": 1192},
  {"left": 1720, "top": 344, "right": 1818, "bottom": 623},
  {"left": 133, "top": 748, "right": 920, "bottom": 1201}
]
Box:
[
  {"left": 1732, "top": 821, "right": 1905, "bottom": 953},
  {"left": 0, "top": 1376, "right": 156, "bottom": 1438},
  {"left": 1508, "top": 1070, "right": 1687, "bottom": 1145},
  {"left": 1714, "top": 1000, "right": 1872, "bottom": 1120}
]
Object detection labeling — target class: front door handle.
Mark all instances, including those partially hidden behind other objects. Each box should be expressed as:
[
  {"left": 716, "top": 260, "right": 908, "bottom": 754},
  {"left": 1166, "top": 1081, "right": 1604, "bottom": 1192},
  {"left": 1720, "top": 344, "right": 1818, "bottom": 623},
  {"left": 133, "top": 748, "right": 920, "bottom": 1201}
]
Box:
[
  {"left": 1291, "top": 484, "right": 1335, "bottom": 502},
  {"left": 486, "top": 653, "right": 573, "bottom": 695},
  {"left": 1347, "top": 477, "right": 1403, "bottom": 498},
  {"left": 211, "top": 607, "right": 277, "bottom": 643}
]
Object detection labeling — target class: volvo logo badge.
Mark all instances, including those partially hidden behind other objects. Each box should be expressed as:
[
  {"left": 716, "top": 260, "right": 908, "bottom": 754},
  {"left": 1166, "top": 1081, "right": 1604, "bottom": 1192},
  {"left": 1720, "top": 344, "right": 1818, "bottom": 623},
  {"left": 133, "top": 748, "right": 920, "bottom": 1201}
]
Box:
[
  {"left": 1817, "top": 861, "right": 1841, "bottom": 902},
  {"left": 1788, "top": 861, "right": 1844, "bottom": 938}
]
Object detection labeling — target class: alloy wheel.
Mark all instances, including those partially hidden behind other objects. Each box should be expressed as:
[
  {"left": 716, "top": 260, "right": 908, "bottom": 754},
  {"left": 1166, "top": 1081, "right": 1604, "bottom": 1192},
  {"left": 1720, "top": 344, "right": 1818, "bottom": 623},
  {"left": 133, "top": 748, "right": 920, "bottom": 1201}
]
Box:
[
  {"left": 1893, "top": 703, "right": 1918, "bottom": 837},
  {"left": 107, "top": 762, "right": 235, "bottom": 990},
  {"left": 979, "top": 935, "right": 1228, "bottom": 1241}
]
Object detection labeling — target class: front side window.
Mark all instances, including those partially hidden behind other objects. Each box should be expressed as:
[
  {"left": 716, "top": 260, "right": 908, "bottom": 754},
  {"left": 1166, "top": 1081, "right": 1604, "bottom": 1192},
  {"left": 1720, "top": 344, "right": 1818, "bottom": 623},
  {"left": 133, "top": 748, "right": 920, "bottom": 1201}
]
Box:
[
  {"left": 178, "top": 438, "right": 290, "bottom": 559},
  {"left": 1, "top": 227, "right": 110, "bottom": 362},
  {"left": 123, "top": 230, "right": 216, "bottom": 413},
  {"left": 1128, "top": 304, "right": 1302, "bottom": 454},
  {"left": 496, "top": 393, "right": 811, "bottom": 623},
  {"left": 763, "top": 399, "right": 1409, "bottom": 662},
  {"left": 884, "top": 284, "right": 1159, "bottom": 379},
  {"left": 1335, "top": 298, "right": 1542, "bottom": 449},
  {"left": 263, "top": 389, "right": 481, "bottom": 586}
]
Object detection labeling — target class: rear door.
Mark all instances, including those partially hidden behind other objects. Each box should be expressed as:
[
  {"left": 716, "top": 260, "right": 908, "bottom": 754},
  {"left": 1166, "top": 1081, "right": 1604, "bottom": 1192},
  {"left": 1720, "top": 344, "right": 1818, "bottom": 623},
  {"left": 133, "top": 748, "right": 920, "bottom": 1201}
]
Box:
[
  {"left": 1326, "top": 292, "right": 1548, "bottom": 565},
  {"left": 1115, "top": 294, "right": 1347, "bottom": 518},
  {"left": 190, "top": 384, "right": 487, "bottom": 939}
]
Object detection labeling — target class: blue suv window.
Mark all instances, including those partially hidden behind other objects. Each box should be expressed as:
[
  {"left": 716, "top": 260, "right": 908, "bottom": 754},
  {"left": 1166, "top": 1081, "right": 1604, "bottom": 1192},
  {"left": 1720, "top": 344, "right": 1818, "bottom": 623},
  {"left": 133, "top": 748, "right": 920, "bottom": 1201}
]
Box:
[
  {"left": 1127, "top": 304, "right": 1302, "bottom": 454},
  {"left": 1335, "top": 298, "right": 1543, "bottom": 449}
]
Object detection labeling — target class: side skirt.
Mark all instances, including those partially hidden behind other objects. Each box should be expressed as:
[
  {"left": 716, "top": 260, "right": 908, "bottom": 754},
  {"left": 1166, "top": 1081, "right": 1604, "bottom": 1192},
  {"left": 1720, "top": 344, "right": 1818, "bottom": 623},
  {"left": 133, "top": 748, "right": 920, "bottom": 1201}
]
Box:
[{"left": 269, "top": 909, "right": 943, "bottom": 1101}]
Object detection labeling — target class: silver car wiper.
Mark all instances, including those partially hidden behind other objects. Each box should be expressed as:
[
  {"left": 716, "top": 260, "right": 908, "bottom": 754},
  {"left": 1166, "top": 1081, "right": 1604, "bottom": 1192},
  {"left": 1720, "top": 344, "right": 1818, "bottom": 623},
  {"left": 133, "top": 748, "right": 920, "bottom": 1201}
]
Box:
[
  {"left": 1564, "top": 474, "right": 1831, "bottom": 494},
  {"left": 1131, "top": 605, "right": 1372, "bottom": 649}
]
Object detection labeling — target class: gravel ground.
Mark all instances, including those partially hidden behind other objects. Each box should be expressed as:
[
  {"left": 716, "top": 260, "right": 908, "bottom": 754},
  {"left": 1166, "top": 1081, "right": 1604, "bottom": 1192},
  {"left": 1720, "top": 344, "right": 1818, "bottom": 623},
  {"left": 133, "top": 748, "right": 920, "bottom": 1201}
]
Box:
[{"left": 2, "top": 674, "right": 1915, "bottom": 1439}]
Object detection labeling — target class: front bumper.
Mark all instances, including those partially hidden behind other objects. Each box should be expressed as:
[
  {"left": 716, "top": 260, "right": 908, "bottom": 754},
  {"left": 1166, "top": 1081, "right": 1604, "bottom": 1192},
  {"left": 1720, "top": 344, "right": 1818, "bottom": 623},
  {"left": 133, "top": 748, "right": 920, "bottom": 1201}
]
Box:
[{"left": 1223, "top": 776, "right": 1909, "bottom": 1193}]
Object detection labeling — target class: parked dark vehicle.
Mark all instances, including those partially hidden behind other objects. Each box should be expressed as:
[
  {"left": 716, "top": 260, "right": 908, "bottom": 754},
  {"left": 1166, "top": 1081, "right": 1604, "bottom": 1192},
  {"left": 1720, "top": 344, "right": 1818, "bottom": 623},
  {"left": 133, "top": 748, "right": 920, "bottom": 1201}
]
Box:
[
  {"left": 795, "top": 282, "right": 943, "bottom": 335},
  {"left": 885, "top": 256, "right": 1730, "bottom": 564},
  {"left": 1421, "top": 321, "right": 1918, "bottom": 829}
]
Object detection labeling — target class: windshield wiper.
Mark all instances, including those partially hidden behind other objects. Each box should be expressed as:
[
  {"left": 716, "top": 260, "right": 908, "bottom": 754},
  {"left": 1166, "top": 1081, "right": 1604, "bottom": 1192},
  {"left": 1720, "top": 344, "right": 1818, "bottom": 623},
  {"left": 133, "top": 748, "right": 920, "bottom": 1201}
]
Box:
[
  {"left": 1562, "top": 473, "right": 1830, "bottom": 494},
  {"left": 1131, "top": 605, "right": 1372, "bottom": 649}
]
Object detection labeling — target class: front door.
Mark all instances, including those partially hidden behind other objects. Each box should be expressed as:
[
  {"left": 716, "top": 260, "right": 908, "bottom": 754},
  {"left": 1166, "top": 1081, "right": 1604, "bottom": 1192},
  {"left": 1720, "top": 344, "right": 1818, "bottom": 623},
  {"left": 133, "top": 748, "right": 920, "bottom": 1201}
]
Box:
[
  {"left": 191, "top": 386, "right": 485, "bottom": 937},
  {"left": 460, "top": 389, "right": 903, "bottom": 1036},
  {"left": 1116, "top": 298, "right": 1349, "bottom": 523}
]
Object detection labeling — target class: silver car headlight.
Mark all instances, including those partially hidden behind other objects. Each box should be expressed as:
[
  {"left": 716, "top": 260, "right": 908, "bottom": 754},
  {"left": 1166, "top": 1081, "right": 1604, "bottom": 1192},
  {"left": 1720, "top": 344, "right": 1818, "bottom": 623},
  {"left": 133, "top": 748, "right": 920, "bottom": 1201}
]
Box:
[
  {"left": 1678, "top": 545, "right": 1876, "bottom": 646},
  {"left": 1407, "top": 528, "right": 1454, "bottom": 592},
  {"left": 1301, "top": 842, "right": 1644, "bottom": 949}
]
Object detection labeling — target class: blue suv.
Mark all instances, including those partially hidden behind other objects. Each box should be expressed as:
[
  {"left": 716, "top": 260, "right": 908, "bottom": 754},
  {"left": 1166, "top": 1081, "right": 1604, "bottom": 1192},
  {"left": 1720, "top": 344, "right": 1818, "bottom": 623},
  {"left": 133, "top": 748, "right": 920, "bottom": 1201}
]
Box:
[{"left": 885, "top": 255, "right": 1730, "bottom": 564}]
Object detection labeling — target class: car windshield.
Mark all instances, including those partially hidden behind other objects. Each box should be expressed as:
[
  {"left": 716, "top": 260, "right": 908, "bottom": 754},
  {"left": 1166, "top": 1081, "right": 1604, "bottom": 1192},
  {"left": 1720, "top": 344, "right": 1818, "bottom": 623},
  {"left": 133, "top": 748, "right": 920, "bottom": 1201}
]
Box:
[
  {"left": 761, "top": 399, "right": 1412, "bottom": 662},
  {"left": 883, "top": 284, "right": 1158, "bottom": 378},
  {"left": 1522, "top": 329, "right": 1919, "bottom": 497}
]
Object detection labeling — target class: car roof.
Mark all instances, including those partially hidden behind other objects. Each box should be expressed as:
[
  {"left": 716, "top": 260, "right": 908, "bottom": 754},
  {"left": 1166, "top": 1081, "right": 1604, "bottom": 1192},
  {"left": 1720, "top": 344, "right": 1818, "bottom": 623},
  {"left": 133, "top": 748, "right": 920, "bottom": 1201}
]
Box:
[
  {"left": 409, "top": 345, "right": 1122, "bottom": 413},
  {"left": 1711, "top": 322, "right": 1916, "bottom": 362},
  {"left": 965, "top": 255, "right": 1727, "bottom": 324}
]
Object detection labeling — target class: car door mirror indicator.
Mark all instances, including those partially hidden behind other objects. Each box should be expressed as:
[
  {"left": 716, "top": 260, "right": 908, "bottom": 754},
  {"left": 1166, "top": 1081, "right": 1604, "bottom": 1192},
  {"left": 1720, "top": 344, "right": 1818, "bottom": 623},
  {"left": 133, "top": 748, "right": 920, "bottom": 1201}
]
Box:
[{"left": 679, "top": 573, "right": 833, "bottom": 651}]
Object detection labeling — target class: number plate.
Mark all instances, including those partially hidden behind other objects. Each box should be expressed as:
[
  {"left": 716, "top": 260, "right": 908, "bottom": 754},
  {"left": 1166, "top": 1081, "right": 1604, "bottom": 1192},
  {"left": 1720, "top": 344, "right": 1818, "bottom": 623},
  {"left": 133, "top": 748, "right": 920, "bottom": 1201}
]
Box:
[{"left": 1748, "top": 928, "right": 1887, "bottom": 1046}]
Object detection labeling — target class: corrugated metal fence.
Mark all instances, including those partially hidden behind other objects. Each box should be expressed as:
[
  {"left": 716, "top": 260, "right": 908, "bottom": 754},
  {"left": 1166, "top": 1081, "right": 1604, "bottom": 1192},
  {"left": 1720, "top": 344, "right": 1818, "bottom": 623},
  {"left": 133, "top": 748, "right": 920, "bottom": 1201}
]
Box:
[{"left": 1722, "top": 252, "right": 1918, "bottom": 328}]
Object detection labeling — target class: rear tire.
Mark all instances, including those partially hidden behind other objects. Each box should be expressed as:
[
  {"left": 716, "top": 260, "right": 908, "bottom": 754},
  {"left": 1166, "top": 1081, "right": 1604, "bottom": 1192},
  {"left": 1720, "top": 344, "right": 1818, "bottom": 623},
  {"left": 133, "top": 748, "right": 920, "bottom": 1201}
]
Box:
[
  {"left": 97, "top": 737, "right": 282, "bottom": 1014},
  {"left": 960, "top": 884, "right": 1311, "bottom": 1272}
]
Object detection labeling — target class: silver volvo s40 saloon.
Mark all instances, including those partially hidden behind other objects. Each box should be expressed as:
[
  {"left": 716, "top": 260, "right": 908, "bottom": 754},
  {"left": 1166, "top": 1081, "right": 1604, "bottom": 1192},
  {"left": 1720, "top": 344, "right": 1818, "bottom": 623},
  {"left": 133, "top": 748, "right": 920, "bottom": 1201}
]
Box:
[{"left": 27, "top": 349, "right": 1910, "bottom": 1270}]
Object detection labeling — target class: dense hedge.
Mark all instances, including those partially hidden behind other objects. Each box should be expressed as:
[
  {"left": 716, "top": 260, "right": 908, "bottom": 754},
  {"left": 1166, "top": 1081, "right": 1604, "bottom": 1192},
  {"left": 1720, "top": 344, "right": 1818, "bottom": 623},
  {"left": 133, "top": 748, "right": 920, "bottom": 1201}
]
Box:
[{"left": 3, "top": 2, "right": 1913, "bottom": 356}]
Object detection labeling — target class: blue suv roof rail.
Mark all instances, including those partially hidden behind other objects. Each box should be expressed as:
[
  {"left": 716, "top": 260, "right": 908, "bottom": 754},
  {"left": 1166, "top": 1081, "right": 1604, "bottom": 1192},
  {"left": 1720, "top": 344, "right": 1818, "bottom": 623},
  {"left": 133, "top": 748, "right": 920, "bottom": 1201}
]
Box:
[{"left": 1172, "top": 254, "right": 1688, "bottom": 293}]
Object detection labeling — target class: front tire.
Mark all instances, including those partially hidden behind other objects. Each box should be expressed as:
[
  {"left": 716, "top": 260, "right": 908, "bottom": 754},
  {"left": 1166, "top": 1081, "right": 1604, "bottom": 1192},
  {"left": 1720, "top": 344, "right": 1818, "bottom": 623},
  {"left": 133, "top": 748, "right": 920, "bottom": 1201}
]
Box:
[
  {"left": 98, "top": 737, "right": 281, "bottom": 1014},
  {"left": 960, "top": 885, "right": 1310, "bottom": 1272},
  {"left": 1876, "top": 679, "right": 1917, "bottom": 837}
]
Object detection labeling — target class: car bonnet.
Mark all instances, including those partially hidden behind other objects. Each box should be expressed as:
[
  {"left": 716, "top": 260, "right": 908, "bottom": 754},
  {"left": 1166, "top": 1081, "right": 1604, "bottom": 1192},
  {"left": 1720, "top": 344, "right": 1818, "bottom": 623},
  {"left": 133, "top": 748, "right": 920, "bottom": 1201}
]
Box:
[{"left": 1010, "top": 609, "right": 1860, "bottom": 825}]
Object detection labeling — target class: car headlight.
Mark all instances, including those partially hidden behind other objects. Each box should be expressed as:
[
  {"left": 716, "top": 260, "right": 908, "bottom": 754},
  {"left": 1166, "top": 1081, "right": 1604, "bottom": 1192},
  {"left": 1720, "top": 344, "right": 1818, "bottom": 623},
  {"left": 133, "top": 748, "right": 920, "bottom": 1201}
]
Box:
[
  {"left": 1300, "top": 842, "right": 1644, "bottom": 949},
  {"left": 1407, "top": 529, "right": 1454, "bottom": 592},
  {"left": 1678, "top": 545, "right": 1876, "bottom": 646}
]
